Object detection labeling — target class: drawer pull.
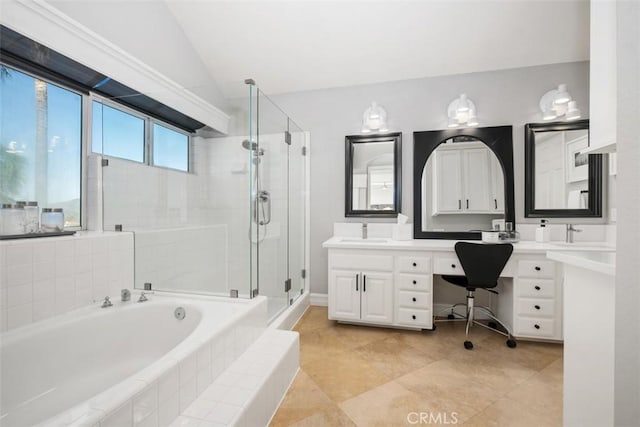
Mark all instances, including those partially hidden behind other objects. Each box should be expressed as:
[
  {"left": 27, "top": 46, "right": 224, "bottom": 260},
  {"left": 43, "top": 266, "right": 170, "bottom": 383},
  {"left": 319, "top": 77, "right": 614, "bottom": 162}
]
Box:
[
  {"left": 412, "top": 315, "right": 416, "bottom": 320},
  {"left": 412, "top": 262, "right": 417, "bottom": 267},
  {"left": 363, "top": 275, "right": 366, "bottom": 292},
  {"left": 356, "top": 274, "right": 359, "bottom": 291},
  {"left": 412, "top": 280, "right": 417, "bottom": 285},
  {"left": 534, "top": 305, "right": 541, "bottom": 310},
  {"left": 451, "top": 264, "right": 456, "bottom": 269},
  {"left": 534, "top": 285, "right": 541, "bottom": 290},
  {"left": 534, "top": 324, "right": 540, "bottom": 329},
  {"left": 535, "top": 266, "right": 541, "bottom": 271},
  {"left": 412, "top": 297, "right": 417, "bottom": 302}
]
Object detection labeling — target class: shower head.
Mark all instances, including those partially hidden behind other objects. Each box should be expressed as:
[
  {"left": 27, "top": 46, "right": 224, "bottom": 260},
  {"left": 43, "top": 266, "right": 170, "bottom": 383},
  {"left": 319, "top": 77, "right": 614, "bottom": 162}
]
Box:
[
  {"left": 242, "top": 139, "right": 265, "bottom": 156},
  {"left": 241, "top": 139, "right": 259, "bottom": 151}
]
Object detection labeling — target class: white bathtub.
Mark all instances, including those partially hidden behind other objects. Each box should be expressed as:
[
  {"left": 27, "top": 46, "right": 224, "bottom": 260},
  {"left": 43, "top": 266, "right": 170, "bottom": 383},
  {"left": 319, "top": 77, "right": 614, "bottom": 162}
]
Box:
[{"left": 0, "top": 293, "right": 267, "bottom": 427}]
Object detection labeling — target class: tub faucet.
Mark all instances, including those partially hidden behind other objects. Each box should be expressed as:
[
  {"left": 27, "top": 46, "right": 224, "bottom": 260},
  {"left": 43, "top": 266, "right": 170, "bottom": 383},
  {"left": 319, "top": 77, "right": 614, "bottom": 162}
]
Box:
[
  {"left": 138, "top": 292, "right": 148, "bottom": 303},
  {"left": 566, "top": 224, "right": 582, "bottom": 243},
  {"left": 101, "top": 296, "right": 113, "bottom": 308},
  {"left": 121, "top": 289, "right": 131, "bottom": 302},
  {"left": 362, "top": 223, "right": 368, "bottom": 240}
]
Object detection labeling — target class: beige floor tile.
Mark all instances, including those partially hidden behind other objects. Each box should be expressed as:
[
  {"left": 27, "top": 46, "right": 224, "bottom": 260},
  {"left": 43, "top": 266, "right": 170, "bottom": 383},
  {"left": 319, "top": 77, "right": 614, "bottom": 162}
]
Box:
[
  {"left": 506, "top": 374, "right": 563, "bottom": 426},
  {"left": 269, "top": 371, "right": 335, "bottom": 427},
  {"left": 339, "top": 381, "right": 428, "bottom": 427},
  {"left": 327, "top": 323, "right": 402, "bottom": 350},
  {"left": 462, "top": 397, "right": 556, "bottom": 427},
  {"left": 395, "top": 360, "right": 497, "bottom": 423},
  {"left": 303, "top": 346, "right": 392, "bottom": 402},
  {"left": 288, "top": 405, "right": 357, "bottom": 427},
  {"left": 298, "top": 328, "right": 351, "bottom": 367},
  {"left": 353, "top": 336, "right": 438, "bottom": 379},
  {"left": 294, "top": 306, "right": 335, "bottom": 333}
]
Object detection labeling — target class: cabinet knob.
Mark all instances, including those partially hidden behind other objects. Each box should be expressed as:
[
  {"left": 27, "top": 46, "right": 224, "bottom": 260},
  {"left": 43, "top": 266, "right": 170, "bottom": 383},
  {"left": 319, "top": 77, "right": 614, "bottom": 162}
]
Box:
[
  {"left": 412, "top": 262, "right": 417, "bottom": 267},
  {"left": 412, "top": 280, "right": 417, "bottom": 285},
  {"left": 535, "top": 266, "right": 541, "bottom": 271},
  {"left": 534, "top": 305, "right": 541, "bottom": 310},
  {"left": 451, "top": 264, "right": 456, "bottom": 269},
  {"left": 412, "top": 315, "right": 416, "bottom": 320},
  {"left": 534, "top": 324, "right": 540, "bottom": 329},
  {"left": 412, "top": 297, "right": 417, "bottom": 302},
  {"left": 534, "top": 285, "right": 541, "bottom": 291}
]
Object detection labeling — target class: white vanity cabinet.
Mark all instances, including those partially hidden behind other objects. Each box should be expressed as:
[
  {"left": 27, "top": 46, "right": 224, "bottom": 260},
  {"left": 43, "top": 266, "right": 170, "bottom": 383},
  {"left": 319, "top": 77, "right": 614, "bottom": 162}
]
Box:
[
  {"left": 328, "top": 251, "right": 394, "bottom": 324},
  {"left": 499, "top": 256, "right": 564, "bottom": 341},
  {"left": 327, "top": 249, "right": 433, "bottom": 329}
]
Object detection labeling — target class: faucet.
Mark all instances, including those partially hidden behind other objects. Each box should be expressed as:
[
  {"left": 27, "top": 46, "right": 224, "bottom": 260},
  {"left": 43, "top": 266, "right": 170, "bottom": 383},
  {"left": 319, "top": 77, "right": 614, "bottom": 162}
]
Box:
[
  {"left": 121, "top": 289, "right": 131, "bottom": 302},
  {"left": 138, "top": 292, "right": 148, "bottom": 303},
  {"left": 101, "top": 296, "right": 113, "bottom": 308},
  {"left": 566, "top": 224, "right": 582, "bottom": 243},
  {"left": 362, "top": 223, "right": 368, "bottom": 240}
]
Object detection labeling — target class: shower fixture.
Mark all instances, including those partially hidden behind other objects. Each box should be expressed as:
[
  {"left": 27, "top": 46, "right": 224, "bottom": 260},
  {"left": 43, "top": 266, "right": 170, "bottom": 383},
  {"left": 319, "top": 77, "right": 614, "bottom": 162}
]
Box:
[{"left": 242, "top": 139, "right": 265, "bottom": 156}]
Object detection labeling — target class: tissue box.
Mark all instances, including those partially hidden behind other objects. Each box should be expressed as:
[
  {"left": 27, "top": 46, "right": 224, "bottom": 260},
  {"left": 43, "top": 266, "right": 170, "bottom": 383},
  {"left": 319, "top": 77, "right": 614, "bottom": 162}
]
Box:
[{"left": 392, "top": 224, "right": 413, "bottom": 241}]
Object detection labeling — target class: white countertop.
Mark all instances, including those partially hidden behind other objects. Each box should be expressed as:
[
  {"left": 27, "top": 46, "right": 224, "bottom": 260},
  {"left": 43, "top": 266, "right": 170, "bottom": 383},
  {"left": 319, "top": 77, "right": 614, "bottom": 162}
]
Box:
[
  {"left": 322, "top": 236, "right": 616, "bottom": 254},
  {"left": 547, "top": 251, "right": 616, "bottom": 276}
]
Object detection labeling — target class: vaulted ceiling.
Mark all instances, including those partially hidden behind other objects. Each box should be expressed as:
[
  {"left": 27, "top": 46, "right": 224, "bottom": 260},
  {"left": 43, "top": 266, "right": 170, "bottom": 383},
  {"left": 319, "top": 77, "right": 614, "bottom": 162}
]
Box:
[{"left": 166, "top": 0, "right": 590, "bottom": 98}]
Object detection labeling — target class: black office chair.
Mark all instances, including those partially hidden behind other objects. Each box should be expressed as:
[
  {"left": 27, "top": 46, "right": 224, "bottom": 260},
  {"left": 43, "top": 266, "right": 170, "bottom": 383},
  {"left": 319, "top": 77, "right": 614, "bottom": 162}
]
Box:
[{"left": 438, "top": 242, "right": 516, "bottom": 350}]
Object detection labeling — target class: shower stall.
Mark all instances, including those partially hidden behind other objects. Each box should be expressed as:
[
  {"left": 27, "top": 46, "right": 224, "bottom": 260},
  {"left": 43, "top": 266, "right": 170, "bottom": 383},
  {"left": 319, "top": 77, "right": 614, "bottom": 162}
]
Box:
[{"left": 97, "top": 81, "right": 308, "bottom": 321}]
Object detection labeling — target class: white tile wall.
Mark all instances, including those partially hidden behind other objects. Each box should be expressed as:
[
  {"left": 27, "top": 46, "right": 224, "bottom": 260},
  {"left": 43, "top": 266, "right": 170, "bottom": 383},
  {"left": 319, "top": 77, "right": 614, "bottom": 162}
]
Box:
[{"left": 0, "top": 232, "right": 134, "bottom": 331}]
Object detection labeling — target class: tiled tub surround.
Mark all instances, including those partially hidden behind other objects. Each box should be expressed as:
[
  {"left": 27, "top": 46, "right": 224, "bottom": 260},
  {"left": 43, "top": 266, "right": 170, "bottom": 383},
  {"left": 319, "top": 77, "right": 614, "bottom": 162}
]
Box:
[
  {"left": 0, "top": 232, "right": 134, "bottom": 331},
  {"left": 0, "top": 293, "right": 268, "bottom": 426}
]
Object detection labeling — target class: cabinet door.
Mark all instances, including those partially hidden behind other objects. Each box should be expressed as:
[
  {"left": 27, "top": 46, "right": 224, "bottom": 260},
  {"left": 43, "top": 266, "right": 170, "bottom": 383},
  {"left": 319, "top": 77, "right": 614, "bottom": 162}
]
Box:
[
  {"left": 328, "top": 270, "right": 360, "bottom": 321},
  {"left": 360, "top": 271, "right": 393, "bottom": 324},
  {"left": 433, "top": 150, "right": 463, "bottom": 213},
  {"left": 463, "top": 148, "right": 492, "bottom": 212},
  {"left": 489, "top": 153, "right": 505, "bottom": 212}
]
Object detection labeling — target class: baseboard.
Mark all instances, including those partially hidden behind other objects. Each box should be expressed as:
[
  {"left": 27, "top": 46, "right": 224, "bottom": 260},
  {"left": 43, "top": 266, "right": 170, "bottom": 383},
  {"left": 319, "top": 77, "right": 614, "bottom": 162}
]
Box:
[{"left": 309, "top": 293, "right": 328, "bottom": 306}]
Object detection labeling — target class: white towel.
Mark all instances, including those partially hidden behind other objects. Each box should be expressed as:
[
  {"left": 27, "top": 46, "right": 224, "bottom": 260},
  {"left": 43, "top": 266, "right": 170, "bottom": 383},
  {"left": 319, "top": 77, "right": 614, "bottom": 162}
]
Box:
[{"left": 567, "top": 190, "right": 581, "bottom": 208}]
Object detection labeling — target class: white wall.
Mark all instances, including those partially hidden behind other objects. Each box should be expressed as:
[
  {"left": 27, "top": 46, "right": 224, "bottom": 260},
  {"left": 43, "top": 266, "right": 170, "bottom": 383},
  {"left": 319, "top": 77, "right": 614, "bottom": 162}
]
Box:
[
  {"left": 614, "top": 1, "right": 640, "bottom": 423},
  {"left": 46, "top": 0, "right": 228, "bottom": 112},
  {"left": 269, "top": 62, "right": 592, "bottom": 294}
]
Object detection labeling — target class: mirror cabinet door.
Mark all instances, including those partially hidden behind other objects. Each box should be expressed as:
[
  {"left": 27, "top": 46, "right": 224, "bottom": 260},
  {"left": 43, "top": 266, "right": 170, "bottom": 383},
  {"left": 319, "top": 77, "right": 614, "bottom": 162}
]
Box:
[
  {"left": 525, "top": 120, "right": 603, "bottom": 218},
  {"left": 345, "top": 133, "right": 402, "bottom": 217}
]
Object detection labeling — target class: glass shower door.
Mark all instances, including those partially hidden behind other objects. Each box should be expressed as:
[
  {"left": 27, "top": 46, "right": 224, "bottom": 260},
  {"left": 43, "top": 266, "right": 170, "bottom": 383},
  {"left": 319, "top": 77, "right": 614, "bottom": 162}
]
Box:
[
  {"left": 255, "top": 90, "right": 289, "bottom": 320},
  {"left": 288, "top": 119, "right": 306, "bottom": 303}
]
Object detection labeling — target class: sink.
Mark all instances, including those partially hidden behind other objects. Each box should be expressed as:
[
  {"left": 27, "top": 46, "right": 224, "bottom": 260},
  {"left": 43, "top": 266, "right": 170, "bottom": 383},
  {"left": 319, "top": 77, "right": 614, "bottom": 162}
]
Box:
[{"left": 339, "top": 237, "right": 389, "bottom": 244}]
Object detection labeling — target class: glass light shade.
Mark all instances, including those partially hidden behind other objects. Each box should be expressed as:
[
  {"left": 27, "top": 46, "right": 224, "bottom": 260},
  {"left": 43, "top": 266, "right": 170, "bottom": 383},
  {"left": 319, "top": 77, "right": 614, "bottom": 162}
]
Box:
[
  {"left": 467, "top": 113, "right": 479, "bottom": 126},
  {"left": 542, "top": 109, "right": 557, "bottom": 120},
  {"left": 565, "top": 101, "right": 581, "bottom": 120},
  {"left": 553, "top": 84, "right": 571, "bottom": 105},
  {"left": 456, "top": 93, "right": 470, "bottom": 112},
  {"left": 447, "top": 117, "right": 459, "bottom": 128}
]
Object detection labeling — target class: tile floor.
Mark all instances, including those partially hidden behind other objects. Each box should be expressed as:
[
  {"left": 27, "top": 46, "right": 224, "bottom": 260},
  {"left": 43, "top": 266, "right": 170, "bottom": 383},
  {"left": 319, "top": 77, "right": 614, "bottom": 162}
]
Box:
[{"left": 270, "top": 306, "right": 563, "bottom": 427}]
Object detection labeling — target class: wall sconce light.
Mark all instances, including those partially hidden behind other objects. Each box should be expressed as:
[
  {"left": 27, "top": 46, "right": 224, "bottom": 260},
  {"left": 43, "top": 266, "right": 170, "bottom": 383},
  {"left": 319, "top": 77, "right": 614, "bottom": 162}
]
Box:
[
  {"left": 361, "top": 102, "right": 388, "bottom": 133},
  {"left": 447, "top": 93, "right": 478, "bottom": 128},
  {"left": 539, "top": 83, "right": 581, "bottom": 121}
]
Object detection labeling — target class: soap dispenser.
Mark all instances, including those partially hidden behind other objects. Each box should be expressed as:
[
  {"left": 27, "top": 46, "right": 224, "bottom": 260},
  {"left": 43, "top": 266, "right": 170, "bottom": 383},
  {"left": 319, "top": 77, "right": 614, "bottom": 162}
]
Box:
[{"left": 535, "top": 219, "right": 550, "bottom": 243}]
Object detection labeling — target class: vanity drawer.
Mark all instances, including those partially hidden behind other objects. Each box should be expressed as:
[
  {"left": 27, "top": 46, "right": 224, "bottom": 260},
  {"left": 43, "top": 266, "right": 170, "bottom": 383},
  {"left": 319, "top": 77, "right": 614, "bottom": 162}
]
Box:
[
  {"left": 397, "top": 256, "right": 431, "bottom": 274},
  {"left": 396, "top": 274, "right": 432, "bottom": 292},
  {"left": 398, "top": 290, "right": 430, "bottom": 308},
  {"left": 433, "top": 256, "right": 463, "bottom": 276},
  {"left": 516, "top": 298, "right": 556, "bottom": 318},
  {"left": 515, "top": 317, "right": 557, "bottom": 338},
  {"left": 329, "top": 253, "right": 393, "bottom": 271},
  {"left": 397, "top": 308, "right": 431, "bottom": 327},
  {"left": 518, "top": 260, "right": 556, "bottom": 279},
  {"left": 517, "top": 278, "right": 556, "bottom": 298}
]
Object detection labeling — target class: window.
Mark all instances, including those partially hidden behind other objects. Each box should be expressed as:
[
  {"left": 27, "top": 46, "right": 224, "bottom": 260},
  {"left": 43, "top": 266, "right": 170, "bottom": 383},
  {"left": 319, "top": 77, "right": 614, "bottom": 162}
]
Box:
[
  {"left": 92, "top": 100, "right": 190, "bottom": 172},
  {"left": 92, "top": 101, "right": 145, "bottom": 163},
  {"left": 0, "top": 65, "right": 82, "bottom": 227},
  {"left": 153, "top": 123, "right": 189, "bottom": 171}
]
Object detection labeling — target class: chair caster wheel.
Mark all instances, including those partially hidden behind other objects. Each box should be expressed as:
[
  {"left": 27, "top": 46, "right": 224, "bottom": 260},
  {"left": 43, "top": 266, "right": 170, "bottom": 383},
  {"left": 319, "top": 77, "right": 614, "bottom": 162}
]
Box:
[
  {"left": 447, "top": 314, "right": 455, "bottom": 320},
  {"left": 464, "top": 341, "right": 473, "bottom": 350},
  {"left": 488, "top": 321, "right": 497, "bottom": 329},
  {"left": 506, "top": 339, "right": 517, "bottom": 348}
]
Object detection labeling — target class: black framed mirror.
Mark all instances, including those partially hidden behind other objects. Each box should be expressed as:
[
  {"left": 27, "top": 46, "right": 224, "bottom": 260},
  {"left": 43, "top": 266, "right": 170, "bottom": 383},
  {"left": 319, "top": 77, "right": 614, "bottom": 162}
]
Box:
[
  {"left": 524, "top": 120, "right": 603, "bottom": 218},
  {"left": 413, "top": 126, "right": 514, "bottom": 240},
  {"left": 345, "top": 132, "right": 401, "bottom": 218}
]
